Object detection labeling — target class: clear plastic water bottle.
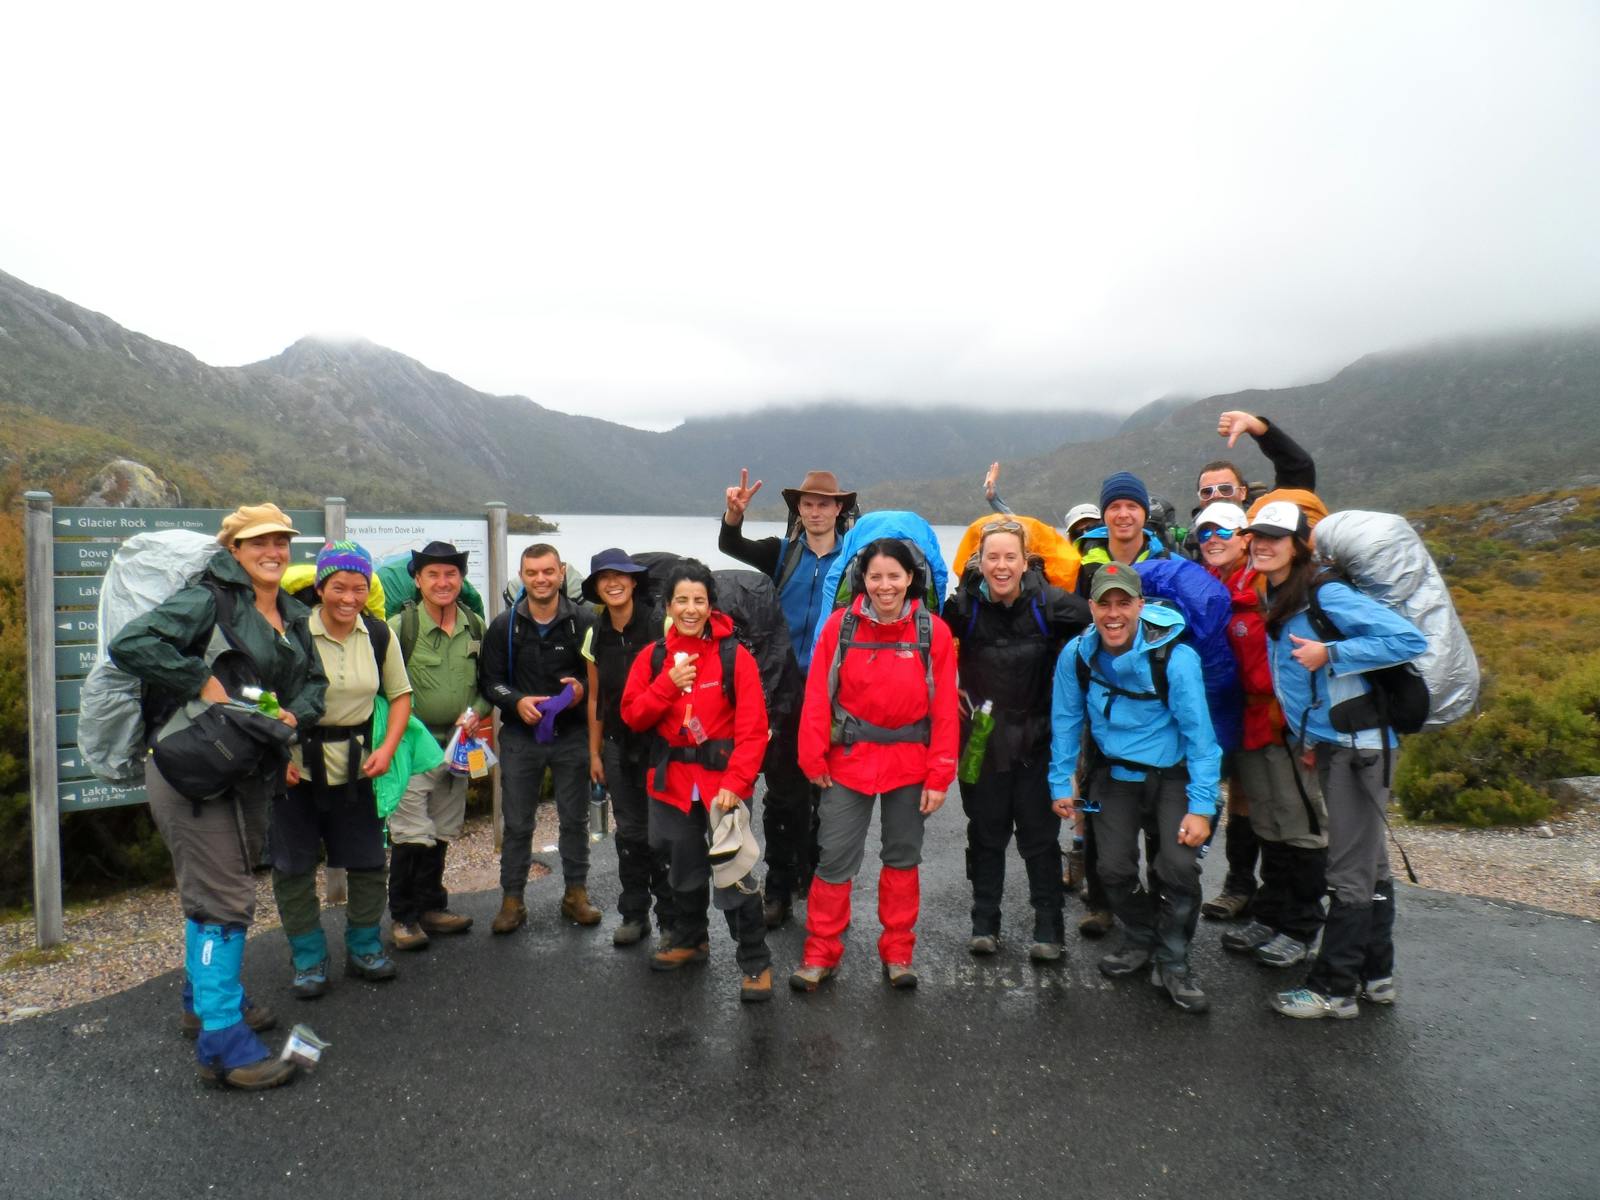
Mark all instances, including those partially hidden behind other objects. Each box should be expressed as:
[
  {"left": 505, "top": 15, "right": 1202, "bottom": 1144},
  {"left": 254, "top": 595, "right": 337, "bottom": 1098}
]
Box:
[{"left": 958, "top": 700, "right": 995, "bottom": 785}]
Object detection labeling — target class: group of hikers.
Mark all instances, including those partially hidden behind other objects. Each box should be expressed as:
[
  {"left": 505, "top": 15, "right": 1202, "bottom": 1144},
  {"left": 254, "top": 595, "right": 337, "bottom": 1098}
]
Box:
[{"left": 107, "top": 407, "right": 1436, "bottom": 1091}]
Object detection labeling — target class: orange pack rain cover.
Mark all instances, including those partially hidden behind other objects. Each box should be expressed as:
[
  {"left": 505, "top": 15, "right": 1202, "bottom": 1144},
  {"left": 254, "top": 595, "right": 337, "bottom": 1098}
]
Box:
[{"left": 953, "top": 515, "right": 1080, "bottom": 593}]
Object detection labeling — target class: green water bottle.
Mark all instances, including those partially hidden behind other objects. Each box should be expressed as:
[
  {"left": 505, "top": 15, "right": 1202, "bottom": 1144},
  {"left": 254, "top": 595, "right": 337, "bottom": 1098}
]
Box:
[
  {"left": 958, "top": 700, "right": 995, "bottom": 785},
  {"left": 256, "top": 690, "right": 281, "bottom": 718}
]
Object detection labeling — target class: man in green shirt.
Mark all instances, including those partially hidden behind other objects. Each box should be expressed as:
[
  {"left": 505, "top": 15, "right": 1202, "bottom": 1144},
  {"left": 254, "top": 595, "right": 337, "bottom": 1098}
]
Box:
[{"left": 387, "top": 542, "right": 492, "bottom": 950}]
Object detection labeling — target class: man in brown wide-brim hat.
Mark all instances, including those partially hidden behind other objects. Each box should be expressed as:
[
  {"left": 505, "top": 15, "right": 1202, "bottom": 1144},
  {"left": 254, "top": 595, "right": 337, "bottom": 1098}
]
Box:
[{"left": 717, "top": 466, "right": 857, "bottom": 928}]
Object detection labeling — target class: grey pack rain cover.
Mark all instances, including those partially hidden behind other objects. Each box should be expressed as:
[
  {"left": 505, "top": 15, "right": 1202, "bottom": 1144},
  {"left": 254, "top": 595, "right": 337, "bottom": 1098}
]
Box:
[{"left": 1313, "top": 510, "right": 1480, "bottom": 729}]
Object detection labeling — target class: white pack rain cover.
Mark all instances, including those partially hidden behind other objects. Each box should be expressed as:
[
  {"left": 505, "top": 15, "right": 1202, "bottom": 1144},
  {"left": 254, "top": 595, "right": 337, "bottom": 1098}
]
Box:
[
  {"left": 1313, "top": 510, "right": 1480, "bottom": 729},
  {"left": 79, "top": 529, "right": 221, "bottom": 784}
]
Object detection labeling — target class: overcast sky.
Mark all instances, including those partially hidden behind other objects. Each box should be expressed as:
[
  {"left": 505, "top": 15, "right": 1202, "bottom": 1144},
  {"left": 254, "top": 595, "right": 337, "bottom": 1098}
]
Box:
[{"left": 5, "top": 2, "right": 1598, "bottom": 429}]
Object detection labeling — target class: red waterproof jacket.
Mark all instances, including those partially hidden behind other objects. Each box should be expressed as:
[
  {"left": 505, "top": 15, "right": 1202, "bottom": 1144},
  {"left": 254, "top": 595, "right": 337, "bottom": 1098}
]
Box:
[
  {"left": 799, "top": 596, "right": 959, "bottom": 795},
  {"left": 620, "top": 612, "right": 769, "bottom": 813},
  {"left": 1212, "top": 562, "right": 1281, "bottom": 750}
]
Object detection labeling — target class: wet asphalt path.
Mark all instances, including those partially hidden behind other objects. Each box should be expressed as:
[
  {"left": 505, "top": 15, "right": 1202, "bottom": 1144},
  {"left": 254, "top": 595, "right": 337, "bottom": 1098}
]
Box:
[{"left": 2, "top": 795, "right": 1596, "bottom": 1200}]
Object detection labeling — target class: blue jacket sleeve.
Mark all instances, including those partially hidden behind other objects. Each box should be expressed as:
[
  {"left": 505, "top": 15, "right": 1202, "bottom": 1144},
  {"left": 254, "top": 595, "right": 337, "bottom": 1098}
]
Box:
[
  {"left": 1048, "top": 639, "right": 1087, "bottom": 798},
  {"left": 1164, "top": 644, "right": 1222, "bottom": 817},
  {"left": 1317, "top": 583, "right": 1429, "bottom": 676}
]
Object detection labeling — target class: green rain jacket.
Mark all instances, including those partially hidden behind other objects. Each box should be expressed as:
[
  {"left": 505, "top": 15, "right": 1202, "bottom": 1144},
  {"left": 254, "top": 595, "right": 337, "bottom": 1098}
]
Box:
[{"left": 109, "top": 548, "right": 328, "bottom": 727}]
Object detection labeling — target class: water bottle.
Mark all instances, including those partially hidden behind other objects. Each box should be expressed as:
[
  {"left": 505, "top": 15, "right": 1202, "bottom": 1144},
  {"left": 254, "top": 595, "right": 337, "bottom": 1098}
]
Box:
[
  {"left": 238, "top": 686, "right": 280, "bottom": 717},
  {"left": 958, "top": 700, "right": 995, "bottom": 785},
  {"left": 589, "top": 781, "right": 610, "bottom": 841}
]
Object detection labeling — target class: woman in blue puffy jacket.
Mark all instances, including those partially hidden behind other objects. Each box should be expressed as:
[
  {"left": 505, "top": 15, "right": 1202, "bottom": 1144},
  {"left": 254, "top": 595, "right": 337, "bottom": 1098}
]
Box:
[{"left": 1246, "top": 501, "right": 1427, "bottom": 1021}]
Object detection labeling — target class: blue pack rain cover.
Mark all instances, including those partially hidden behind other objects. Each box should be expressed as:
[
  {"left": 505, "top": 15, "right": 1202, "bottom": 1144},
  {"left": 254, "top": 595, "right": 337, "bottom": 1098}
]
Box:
[
  {"left": 1133, "top": 557, "right": 1243, "bottom": 753},
  {"left": 815, "top": 511, "right": 949, "bottom": 656}
]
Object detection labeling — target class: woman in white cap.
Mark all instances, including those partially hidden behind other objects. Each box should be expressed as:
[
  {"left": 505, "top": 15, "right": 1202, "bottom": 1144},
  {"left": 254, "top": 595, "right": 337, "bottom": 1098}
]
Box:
[
  {"left": 1247, "top": 500, "right": 1426, "bottom": 1020},
  {"left": 110, "top": 502, "right": 327, "bottom": 1090},
  {"left": 1194, "top": 500, "right": 1330, "bottom": 971}
]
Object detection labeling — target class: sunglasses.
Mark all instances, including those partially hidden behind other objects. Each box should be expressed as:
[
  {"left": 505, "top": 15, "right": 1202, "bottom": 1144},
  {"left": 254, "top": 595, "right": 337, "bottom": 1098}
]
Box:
[
  {"left": 1197, "top": 527, "right": 1240, "bottom": 543},
  {"left": 1197, "top": 482, "right": 1242, "bottom": 500}
]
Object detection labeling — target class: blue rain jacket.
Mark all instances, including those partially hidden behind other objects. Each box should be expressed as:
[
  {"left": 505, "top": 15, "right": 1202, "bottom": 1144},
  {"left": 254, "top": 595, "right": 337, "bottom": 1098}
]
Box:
[
  {"left": 1048, "top": 603, "right": 1221, "bottom": 817},
  {"left": 1267, "top": 579, "right": 1429, "bottom": 751}
]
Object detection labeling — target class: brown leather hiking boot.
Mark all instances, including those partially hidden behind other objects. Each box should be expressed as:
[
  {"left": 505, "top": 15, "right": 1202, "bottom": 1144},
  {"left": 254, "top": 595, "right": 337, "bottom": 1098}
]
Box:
[
  {"left": 560, "top": 884, "right": 602, "bottom": 926},
  {"left": 651, "top": 941, "right": 710, "bottom": 971},
  {"left": 419, "top": 910, "right": 473, "bottom": 935},
  {"left": 491, "top": 895, "right": 528, "bottom": 935},
  {"left": 1077, "top": 909, "right": 1115, "bottom": 938},
  {"left": 196, "top": 1055, "right": 297, "bottom": 1091},
  {"left": 390, "top": 921, "right": 430, "bottom": 952},
  {"left": 740, "top": 968, "right": 774, "bottom": 1002},
  {"left": 180, "top": 1002, "right": 277, "bottom": 1040}
]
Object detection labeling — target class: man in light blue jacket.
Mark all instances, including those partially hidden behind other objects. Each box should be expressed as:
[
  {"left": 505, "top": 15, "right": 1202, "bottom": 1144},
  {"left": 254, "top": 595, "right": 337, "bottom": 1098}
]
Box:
[{"left": 1050, "top": 562, "right": 1222, "bottom": 1013}]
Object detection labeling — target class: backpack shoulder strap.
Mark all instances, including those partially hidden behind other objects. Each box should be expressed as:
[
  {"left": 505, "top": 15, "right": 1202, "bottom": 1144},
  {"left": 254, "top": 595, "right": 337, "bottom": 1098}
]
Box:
[
  {"left": 650, "top": 637, "right": 667, "bottom": 678},
  {"left": 915, "top": 604, "right": 935, "bottom": 710},
  {"left": 1148, "top": 638, "right": 1173, "bottom": 707},
  {"left": 774, "top": 536, "right": 806, "bottom": 593},
  {"left": 827, "top": 609, "right": 860, "bottom": 711},
  {"left": 720, "top": 637, "right": 738, "bottom": 705},
  {"left": 399, "top": 601, "right": 421, "bottom": 664},
  {"left": 1306, "top": 577, "right": 1345, "bottom": 643},
  {"left": 363, "top": 613, "right": 393, "bottom": 679}
]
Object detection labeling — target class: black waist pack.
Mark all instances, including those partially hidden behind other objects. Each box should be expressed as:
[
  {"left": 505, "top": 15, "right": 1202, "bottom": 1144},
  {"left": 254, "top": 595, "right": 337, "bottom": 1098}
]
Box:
[{"left": 153, "top": 702, "right": 297, "bottom": 803}]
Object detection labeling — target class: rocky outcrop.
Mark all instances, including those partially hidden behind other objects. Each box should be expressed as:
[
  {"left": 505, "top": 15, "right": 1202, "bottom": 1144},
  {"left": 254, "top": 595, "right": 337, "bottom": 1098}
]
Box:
[{"left": 80, "top": 460, "right": 182, "bottom": 508}]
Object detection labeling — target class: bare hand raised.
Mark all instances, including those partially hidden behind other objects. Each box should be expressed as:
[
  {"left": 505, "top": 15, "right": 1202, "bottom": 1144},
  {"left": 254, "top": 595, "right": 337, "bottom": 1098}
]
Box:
[
  {"left": 983, "top": 461, "right": 1001, "bottom": 499},
  {"left": 725, "top": 468, "right": 764, "bottom": 521},
  {"left": 1288, "top": 634, "right": 1330, "bottom": 671},
  {"left": 667, "top": 653, "right": 699, "bottom": 690},
  {"left": 1217, "top": 410, "right": 1267, "bottom": 448}
]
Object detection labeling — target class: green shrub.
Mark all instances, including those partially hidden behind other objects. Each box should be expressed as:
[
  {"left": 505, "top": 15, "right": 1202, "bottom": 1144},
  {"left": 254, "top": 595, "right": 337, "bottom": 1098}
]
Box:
[{"left": 1397, "top": 681, "right": 1600, "bottom": 826}]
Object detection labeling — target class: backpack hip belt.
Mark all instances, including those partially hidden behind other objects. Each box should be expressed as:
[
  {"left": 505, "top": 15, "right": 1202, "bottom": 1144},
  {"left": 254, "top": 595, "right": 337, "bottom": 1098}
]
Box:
[
  {"left": 651, "top": 738, "right": 735, "bottom": 794},
  {"left": 831, "top": 711, "right": 932, "bottom": 747},
  {"left": 301, "top": 721, "right": 372, "bottom": 811}
]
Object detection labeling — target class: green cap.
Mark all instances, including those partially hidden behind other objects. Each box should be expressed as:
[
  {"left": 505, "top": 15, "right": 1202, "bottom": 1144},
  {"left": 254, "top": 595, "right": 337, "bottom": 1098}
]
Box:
[{"left": 1089, "top": 562, "right": 1143, "bottom": 603}]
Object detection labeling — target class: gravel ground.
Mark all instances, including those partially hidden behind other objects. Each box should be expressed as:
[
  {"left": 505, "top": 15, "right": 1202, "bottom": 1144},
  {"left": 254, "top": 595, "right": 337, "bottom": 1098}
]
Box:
[{"left": 4, "top": 786, "right": 1598, "bottom": 1023}]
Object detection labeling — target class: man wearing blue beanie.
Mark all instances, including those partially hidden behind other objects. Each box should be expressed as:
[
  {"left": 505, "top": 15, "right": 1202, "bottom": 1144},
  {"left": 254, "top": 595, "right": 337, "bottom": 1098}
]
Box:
[
  {"left": 1070, "top": 470, "right": 1174, "bottom": 939},
  {"left": 1074, "top": 471, "right": 1168, "bottom": 601}
]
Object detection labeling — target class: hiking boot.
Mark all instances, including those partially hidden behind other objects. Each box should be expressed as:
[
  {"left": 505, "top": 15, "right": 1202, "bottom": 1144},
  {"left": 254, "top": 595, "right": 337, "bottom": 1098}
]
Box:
[
  {"left": 650, "top": 941, "right": 710, "bottom": 971},
  {"left": 1253, "top": 932, "right": 1311, "bottom": 968},
  {"left": 740, "top": 968, "right": 774, "bottom": 1003},
  {"left": 1270, "top": 987, "right": 1360, "bottom": 1020},
  {"left": 762, "top": 895, "right": 793, "bottom": 929},
  {"left": 1220, "top": 919, "right": 1275, "bottom": 953},
  {"left": 788, "top": 963, "right": 835, "bottom": 992},
  {"left": 612, "top": 917, "right": 651, "bottom": 947},
  {"left": 560, "top": 885, "right": 603, "bottom": 926},
  {"left": 1063, "top": 846, "right": 1085, "bottom": 891},
  {"left": 1362, "top": 976, "right": 1397, "bottom": 1005},
  {"left": 181, "top": 1001, "right": 276, "bottom": 1040},
  {"left": 883, "top": 962, "right": 918, "bottom": 989},
  {"left": 291, "top": 959, "right": 329, "bottom": 1000},
  {"left": 1029, "top": 941, "right": 1065, "bottom": 964},
  {"left": 390, "top": 921, "right": 430, "bottom": 953},
  {"left": 1152, "top": 963, "right": 1210, "bottom": 1014},
  {"left": 1078, "top": 909, "right": 1115, "bottom": 939},
  {"left": 1097, "top": 943, "right": 1153, "bottom": 979},
  {"left": 419, "top": 910, "right": 473, "bottom": 935},
  {"left": 197, "top": 1055, "right": 297, "bottom": 1091},
  {"left": 346, "top": 949, "right": 398, "bottom": 982},
  {"left": 1201, "top": 890, "right": 1252, "bottom": 921},
  {"left": 490, "top": 895, "right": 527, "bottom": 935},
  {"left": 968, "top": 934, "right": 1001, "bottom": 957}
]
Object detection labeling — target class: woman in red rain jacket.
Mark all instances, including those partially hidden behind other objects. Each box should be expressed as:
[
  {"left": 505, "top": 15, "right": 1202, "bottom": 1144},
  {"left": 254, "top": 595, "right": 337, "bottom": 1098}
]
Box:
[
  {"left": 790, "top": 538, "right": 959, "bottom": 992},
  {"left": 1193, "top": 502, "right": 1328, "bottom": 970},
  {"left": 620, "top": 559, "right": 774, "bottom": 1002}
]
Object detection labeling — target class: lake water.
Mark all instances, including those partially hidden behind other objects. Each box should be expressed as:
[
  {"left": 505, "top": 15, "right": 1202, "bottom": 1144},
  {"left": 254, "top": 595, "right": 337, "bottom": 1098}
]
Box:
[{"left": 512, "top": 513, "right": 971, "bottom": 594}]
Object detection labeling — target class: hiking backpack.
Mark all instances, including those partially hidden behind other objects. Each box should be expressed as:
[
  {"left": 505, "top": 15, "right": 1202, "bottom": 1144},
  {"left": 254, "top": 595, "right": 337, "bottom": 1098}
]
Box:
[
  {"left": 1133, "top": 557, "right": 1243, "bottom": 752},
  {"left": 80, "top": 530, "right": 231, "bottom": 786},
  {"left": 1309, "top": 510, "right": 1479, "bottom": 730},
  {"left": 815, "top": 511, "right": 950, "bottom": 656},
  {"left": 632, "top": 552, "right": 803, "bottom": 722}
]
